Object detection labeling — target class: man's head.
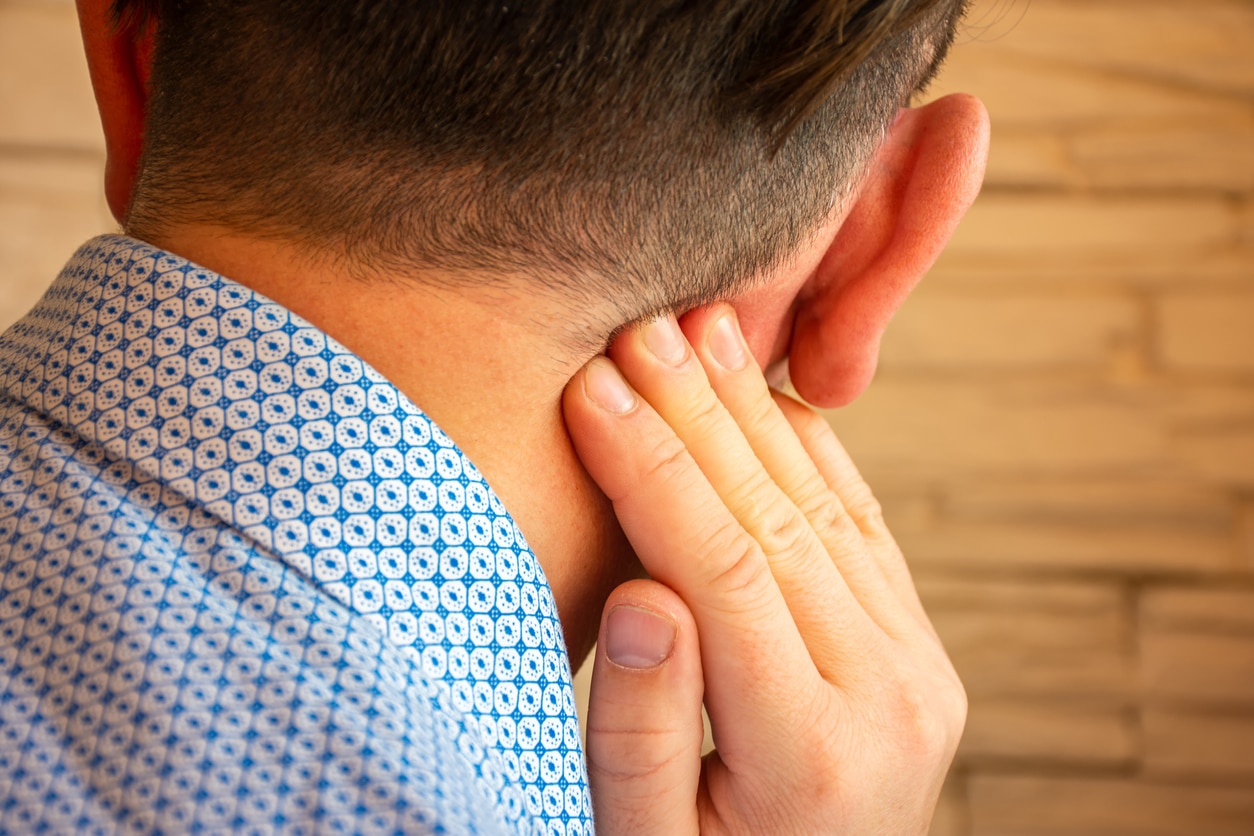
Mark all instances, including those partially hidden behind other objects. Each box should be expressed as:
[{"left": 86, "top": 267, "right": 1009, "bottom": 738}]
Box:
[
  {"left": 76, "top": 0, "right": 988, "bottom": 662},
  {"left": 105, "top": 0, "right": 966, "bottom": 329}
]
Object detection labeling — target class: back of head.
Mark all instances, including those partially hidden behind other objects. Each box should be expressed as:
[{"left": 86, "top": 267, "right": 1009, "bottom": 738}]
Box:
[{"left": 117, "top": 0, "right": 967, "bottom": 326}]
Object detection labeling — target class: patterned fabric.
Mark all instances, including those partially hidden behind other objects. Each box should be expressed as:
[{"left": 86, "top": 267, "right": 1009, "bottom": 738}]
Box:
[{"left": 0, "top": 236, "right": 592, "bottom": 834}]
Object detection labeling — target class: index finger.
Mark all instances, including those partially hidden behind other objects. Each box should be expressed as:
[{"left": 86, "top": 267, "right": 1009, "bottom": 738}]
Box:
[{"left": 563, "top": 356, "right": 823, "bottom": 750}]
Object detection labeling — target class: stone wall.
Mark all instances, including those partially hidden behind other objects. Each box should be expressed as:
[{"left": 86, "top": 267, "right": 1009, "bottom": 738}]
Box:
[
  {"left": 849, "top": 2, "right": 1254, "bottom": 833},
  {"left": 0, "top": 0, "right": 114, "bottom": 329},
  {"left": 2, "top": 0, "right": 1251, "bottom": 832}
]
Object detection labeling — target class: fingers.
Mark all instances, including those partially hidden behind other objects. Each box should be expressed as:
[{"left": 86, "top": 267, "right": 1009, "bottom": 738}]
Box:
[
  {"left": 568, "top": 307, "right": 967, "bottom": 835},
  {"left": 771, "top": 392, "right": 933, "bottom": 630},
  {"left": 680, "top": 306, "right": 921, "bottom": 640},
  {"left": 585, "top": 580, "right": 702, "bottom": 836},
  {"left": 563, "top": 355, "right": 823, "bottom": 736},
  {"left": 604, "top": 315, "right": 882, "bottom": 665}
]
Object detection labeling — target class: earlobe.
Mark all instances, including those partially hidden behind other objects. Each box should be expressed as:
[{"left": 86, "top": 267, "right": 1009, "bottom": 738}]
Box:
[
  {"left": 788, "top": 93, "right": 990, "bottom": 408},
  {"left": 75, "top": 0, "right": 156, "bottom": 224}
]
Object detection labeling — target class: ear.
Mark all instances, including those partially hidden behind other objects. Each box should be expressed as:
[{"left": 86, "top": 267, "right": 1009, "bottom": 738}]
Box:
[
  {"left": 75, "top": 0, "right": 156, "bottom": 224},
  {"left": 788, "top": 93, "right": 989, "bottom": 408}
]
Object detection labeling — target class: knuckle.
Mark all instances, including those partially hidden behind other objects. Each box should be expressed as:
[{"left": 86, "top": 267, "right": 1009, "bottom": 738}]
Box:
[
  {"left": 842, "top": 491, "right": 899, "bottom": 554},
  {"left": 756, "top": 504, "right": 814, "bottom": 560},
  {"left": 724, "top": 477, "right": 814, "bottom": 558},
  {"left": 802, "top": 487, "right": 852, "bottom": 541},
  {"left": 700, "top": 524, "right": 773, "bottom": 605},
  {"left": 899, "top": 694, "right": 951, "bottom": 760},
  {"left": 673, "top": 392, "right": 730, "bottom": 446},
  {"left": 639, "top": 433, "right": 693, "bottom": 488},
  {"left": 875, "top": 665, "right": 966, "bottom": 762},
  {"left": 740, "top": 389, "right": 781, "bottom": 437},
  {"left": 803, "top": 488, "right": 873, "bottom": 563},
  {"left": 848, "top": 492, "right": 887, "bottom": 534},
  {"left": 586, "top": 725, "right": 690, "bottom": 785},
  {"left": 790, "top": 695, "right": 856, "bottom": 810},
  {"left": 721, "top": 469, "right": 779, "bottom": 517}
]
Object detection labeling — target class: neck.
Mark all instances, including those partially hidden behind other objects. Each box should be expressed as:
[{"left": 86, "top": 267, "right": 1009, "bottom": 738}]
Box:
[{"left": 142, "top": 225, "right": 637, "bottom": 668}]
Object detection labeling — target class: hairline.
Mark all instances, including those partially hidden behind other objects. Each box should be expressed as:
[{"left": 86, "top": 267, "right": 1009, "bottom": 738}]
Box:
[{"left": 118, "top": 0, "right": 967, "bottom": 330}]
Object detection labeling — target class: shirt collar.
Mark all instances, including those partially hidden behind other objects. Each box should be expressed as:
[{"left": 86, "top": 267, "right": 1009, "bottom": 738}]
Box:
[{"left": 0, "top": 235, "right": 549, "bottom": 612}]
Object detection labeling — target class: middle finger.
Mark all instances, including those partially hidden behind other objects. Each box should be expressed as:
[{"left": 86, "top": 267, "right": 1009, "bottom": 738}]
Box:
[
  {"left": 683, "top": 306, "right": 927, "bottom": 640},
  {"left": 609, "top": 314, "right": 879, "bottom": 671}
]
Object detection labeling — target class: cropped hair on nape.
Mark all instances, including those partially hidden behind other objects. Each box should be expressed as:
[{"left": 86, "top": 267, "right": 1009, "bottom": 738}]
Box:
[{"left": 115, "top": 0, "right": 968, "bottom": 315}]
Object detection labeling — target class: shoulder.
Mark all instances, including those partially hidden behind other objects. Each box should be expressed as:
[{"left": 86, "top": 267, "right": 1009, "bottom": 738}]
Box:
[{"left": 0, "top": 414, "right": 522, "bottom": 833}]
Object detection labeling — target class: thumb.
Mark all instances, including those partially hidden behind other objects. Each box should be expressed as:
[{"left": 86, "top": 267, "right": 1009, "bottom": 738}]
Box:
[{"left": 587, "top": 579, "right": 704, "bottom": 835}]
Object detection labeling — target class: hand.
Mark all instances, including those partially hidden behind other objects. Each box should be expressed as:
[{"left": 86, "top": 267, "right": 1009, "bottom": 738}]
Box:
[{"left": 562, "top": 306, "right": 965, "bottom": 834}]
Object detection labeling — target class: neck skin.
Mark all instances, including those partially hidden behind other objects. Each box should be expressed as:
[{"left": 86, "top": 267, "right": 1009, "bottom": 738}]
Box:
[{"left": 138, "top": 220, "right": 841, "bottom": 667}]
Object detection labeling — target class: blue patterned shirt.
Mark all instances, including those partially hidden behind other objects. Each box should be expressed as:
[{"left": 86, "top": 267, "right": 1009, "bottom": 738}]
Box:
[{"left": 0, "top": 236, "right": 592, "bottom": 834}]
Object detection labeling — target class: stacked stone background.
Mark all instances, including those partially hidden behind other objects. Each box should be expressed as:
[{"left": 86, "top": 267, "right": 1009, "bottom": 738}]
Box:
[
  {"left": 2, "top": 0, "right": 1251, "bottom": 833},
  {"left": 851, "top": 2, "right": 1254, "bottom": 832}
]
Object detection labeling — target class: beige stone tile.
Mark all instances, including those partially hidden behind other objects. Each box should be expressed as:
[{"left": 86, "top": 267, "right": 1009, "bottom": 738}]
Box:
[
  {"left": 902, "top": 517, "right": 1234, "bottom": 575},
  {"left": 946, "top": 194, "right": 1237, "bottom": 262},
  {"left": 1172, "top": 426, "right": 1254, "bottom": 490},
  {"left": 1142, "top": 586, "right": 1254, "bottom": 634},
  {"left": 927, "top": 595, "right": 1130, "bottom": 662},
  {"left": 0, "top": 155, "right": 114, "bottom": 333},
  {"left": 931, "top": 191, "right": 1253, "bottom": 288},
  {"left": 1144, "top": 708, "right": 1254, "bottom": 779},
  {"left": 956, "top": 0, "right": 1254, "bottom": 98},
  {"left": 1242, "top": 501, "right": 1254, "bottom": 572},
  {"left": 938, "top": 478, "right": 1236, "bottom": 528},
  {"left": 1, "top": 1, "right": 80, "bottom": 9},
  {"left": 946, "top": 635, "right": 1134, "bottom": 700},
  {"left": 919, "top": 578, "right": 1134, "bottom": 699},
  {"left": 1153, "top": 384, "right": 1254, "bottom": 426},
  {"left": 876, "top": 490, "right": 938, "bottom": 532},
  {"left": 1165, "top": 386, "right": 1254, "bottom": 491},
  {"left": 827, "top": 377, "right": 1254, "bottom": 490},
  {"left": 930, "top": 245, "right": 1254, "bottom": 287},
  {"left": 931, "top": 48, "right": 1246, "bottom": 130},
  {"left": 960, "top": 700, "right": 1136, "bottom": 766},
  {"left": 881, "top": 290, "right": 1141, "bottom": 371},
  {"left": 916, "top": 576, "right": 1125, "bottom": 614},
  {"left": 968, "top": 775, "right": 1254, "bottom": 836},
  {"left": 827, "top": 379, "right": 1163, "bottom": 479},
  {"left": 1071, "top": 117, "right": 1254, "bottom": 192},
  {"left": 1159, "top": 291, "right": 1254, "bottom": 373},
  {"left": 1141, "top": 630, "right": 1254, "bottom": 705},
  {"left": 0, "top": 3, "right": 104, "bottom": 151},
  {"left": 983, "top": 130, "right": 1077, "bottom": 190}
]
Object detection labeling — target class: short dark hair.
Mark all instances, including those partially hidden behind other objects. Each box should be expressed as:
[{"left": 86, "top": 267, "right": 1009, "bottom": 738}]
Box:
[{"left": 116, "top": 0, "right": 966, "bottom": 329}]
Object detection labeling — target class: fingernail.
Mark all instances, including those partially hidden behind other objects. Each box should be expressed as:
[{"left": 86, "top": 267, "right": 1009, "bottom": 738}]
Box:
[
  {"left": 605, "top": 606, "right": 676, "bottom": 669},
  {"left": 642, "top": 315, "right": 687, "bottom": 365},
  {"left": 585, "top": 357, "right": 636, "bottom": 415},
  {"left": 708, "top": 312, "right": 748, "bottom": 371}
]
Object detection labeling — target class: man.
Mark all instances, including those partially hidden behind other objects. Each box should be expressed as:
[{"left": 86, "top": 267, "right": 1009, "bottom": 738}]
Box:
[{"left": 0, "top": 0, "right": 987, "bottom": 831}]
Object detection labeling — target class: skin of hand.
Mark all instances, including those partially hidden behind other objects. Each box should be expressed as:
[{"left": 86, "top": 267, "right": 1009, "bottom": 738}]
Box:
[{"left": 562, "top": 305, "right": 965, "bottom": 834}]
